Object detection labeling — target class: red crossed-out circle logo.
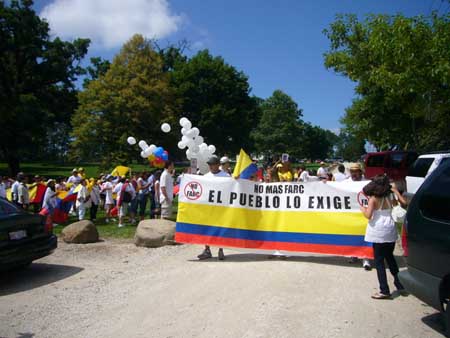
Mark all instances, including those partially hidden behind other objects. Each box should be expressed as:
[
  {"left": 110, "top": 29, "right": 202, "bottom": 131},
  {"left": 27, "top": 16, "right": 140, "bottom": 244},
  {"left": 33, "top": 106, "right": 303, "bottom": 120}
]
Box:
[
  {"left": 357, "top": 191, "right": 369, "bottom": 207},
  {"left": 184, "top": 181, "right": 203, "bottom": 200}
]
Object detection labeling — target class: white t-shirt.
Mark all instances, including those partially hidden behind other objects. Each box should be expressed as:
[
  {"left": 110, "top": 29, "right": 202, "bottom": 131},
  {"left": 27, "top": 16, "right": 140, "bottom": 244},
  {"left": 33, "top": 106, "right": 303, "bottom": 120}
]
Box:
[
  {"left": 90, "top": 185, "right": 100, "bottom": 205},
  {"left": 159, "top": 170, "right": 174, "bottom": 204},
  {"left": 299, "top": 171, "right": 310, "bottom": 182},
  {"left": 317, "top": 167, "right": 327, "bottom": 179},
  {"left": 67, "top": 175, "right": 81, "bottom": 185},
  {"left": 113, "top": 182, "right": 136, "bottom": 201},
  {"left": 102, "top": 181, "right": 114, "bottom": 205},
  {"left": 137, "top": 177, "right": 151, "bottom": 194},
  {"left": 11, "top": 181, "right": 20, "bottom": 201},
  {"left": 204, "top": 170, "right": 230, "bottom": 178},
  {"left": 42, "top": 187, "right": 57, "bottom": 211},
  {"left": 18, "top": 183, "right": 29, "bottom": 205},
  {"left": 333, "top": 172, "right": 347, "bottom": 182}
]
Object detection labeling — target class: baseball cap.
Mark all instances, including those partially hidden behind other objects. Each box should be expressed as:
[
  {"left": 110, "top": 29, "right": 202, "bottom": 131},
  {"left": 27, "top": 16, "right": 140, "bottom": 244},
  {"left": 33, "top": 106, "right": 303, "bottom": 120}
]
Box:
[
  {"left": 207, "top": 155, "right": 220, "bottom": 165},
  {"left": 349, "top": 163, "right": 363, "bottom": 171},
  {"left": 220, "top": 156, "right": 230, "bottom": 164}
]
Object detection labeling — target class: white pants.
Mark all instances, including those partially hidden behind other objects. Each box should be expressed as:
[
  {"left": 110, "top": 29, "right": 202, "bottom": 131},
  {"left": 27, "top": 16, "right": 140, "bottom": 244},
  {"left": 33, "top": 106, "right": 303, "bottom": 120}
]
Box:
[{"left": 78, "top": 204, "right": 86, "bottom": 220}]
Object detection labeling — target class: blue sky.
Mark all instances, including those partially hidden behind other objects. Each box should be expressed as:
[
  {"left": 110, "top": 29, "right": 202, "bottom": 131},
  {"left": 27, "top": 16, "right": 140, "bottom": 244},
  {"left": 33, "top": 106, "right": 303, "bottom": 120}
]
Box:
[{"left": 33, "top": 0, "right": 443, "bottom": 133}]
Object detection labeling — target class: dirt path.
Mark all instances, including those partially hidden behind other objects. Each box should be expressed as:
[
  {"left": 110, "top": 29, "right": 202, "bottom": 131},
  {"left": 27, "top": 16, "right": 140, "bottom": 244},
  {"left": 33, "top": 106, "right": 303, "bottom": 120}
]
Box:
[{"left": 0, "top": 240, "right": 445, "bottom": 338}]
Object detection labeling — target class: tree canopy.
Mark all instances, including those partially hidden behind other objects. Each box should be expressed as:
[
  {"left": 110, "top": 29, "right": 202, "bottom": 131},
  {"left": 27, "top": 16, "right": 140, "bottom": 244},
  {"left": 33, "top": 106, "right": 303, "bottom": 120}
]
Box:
[
  {"left": 70, "top": 34, "right": 177, "bottom": 167},
  {"left": 323, "top": 12, "right": 450, "bottom": 152},
  {"left": 0, "top": 0, "right": 89, "bottom": 174}
]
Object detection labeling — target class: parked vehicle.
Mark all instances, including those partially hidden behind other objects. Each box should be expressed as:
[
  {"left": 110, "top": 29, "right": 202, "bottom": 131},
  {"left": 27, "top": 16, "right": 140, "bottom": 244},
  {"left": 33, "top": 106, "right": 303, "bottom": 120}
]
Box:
[
  {"left": 399, "top": 160, "right": 450, "bottom": 336},
  {"left": 405, "top": 151, "right": 450, "bottom": 196},
  {"left": 364, "top": 151, "right": 418, "bottom": 182},
  {"left": 0, "top": 198, "right": 57, "bottom": 271}
]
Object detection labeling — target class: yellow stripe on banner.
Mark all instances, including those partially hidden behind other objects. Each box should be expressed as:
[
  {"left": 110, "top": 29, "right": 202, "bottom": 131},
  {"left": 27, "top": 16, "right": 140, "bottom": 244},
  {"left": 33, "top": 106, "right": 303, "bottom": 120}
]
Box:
[{"left": 177, "top": 202, "right": 367, "bottom": 235}]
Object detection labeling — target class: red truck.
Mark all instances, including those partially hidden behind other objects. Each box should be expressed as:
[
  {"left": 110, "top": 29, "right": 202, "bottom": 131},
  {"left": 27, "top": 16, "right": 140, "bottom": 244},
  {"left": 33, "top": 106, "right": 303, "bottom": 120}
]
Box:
[{"left": 364, "top": 151, "right": 418, "bottom": 181}]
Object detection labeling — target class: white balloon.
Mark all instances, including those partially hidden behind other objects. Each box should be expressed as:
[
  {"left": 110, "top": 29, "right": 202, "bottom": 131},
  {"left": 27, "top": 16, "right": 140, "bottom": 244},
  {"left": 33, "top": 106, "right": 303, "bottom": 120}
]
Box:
[
  {"left": 161, "top": 123, "right": 171, "bottom": 133},
  {"left": 183, "top": 120, "right": 192, "bottom": 130},
  {"left": 148, "top": 144, "right": 156, "bottom": 154},
  {"left": 144, "top": 148, "right": 153, "bottom": 157},
  {"left": 127, "top": 136, "right": 136, "bottom": 145},
  {"left": 179, "top": 117, "right": 188, "bottom": 127},
  {"left": 138, "top": 140, "right": 148, "bottom": 150},
  {"left": 198, "top": 162, "right": 209, "bottom": 175},
  {"left": 194, "top": 136, "right": 204, "bottom": 145},
  {"left": 208, "top": 145, "right": 216, "bottom": 154},
  {"left": 177, "top": 141, "right": 186, "bottom": 149},
  {"left": 186, "top": 139, "right": 195, "bottom": 149},
  {"left": 140, "top": 150, "right": 147, "bottom": 158},
  {"left": 185, "top": 148, "right": 192, "bottom": 160},
  {"left": 186, "top": 129, "right": 196, "bottom": 138},
  {"left": 181, "top": 127, "right": 188, "bottom": 136},
  {"left": 191, "top": 127, "right": 200, "bottom": 137},
  {"left": 192, "top": 145, "right": 200, "bottom": 153},
  {"left": 199, "top": 143, "right": 207, "bottom": 150},
  {"left": 181, "top": 135, "right": 190, "bottom": 143}
]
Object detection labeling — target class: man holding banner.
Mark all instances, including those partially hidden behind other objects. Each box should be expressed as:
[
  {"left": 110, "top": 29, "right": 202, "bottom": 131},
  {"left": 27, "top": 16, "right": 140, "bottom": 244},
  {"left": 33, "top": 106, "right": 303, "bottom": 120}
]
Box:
[{"left": 197, "top": 155, "right": 230, "bottom": 260}]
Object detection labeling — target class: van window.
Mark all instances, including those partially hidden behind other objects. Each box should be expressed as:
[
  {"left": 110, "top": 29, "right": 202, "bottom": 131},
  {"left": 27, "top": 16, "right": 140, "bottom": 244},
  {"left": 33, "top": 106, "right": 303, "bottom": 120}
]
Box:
[
  {"left": 408, "top": 158, "right": 434, "bottom": 177},
  {"left": 419, "top": 166, "right": 450, "bottom": 222},
  {"left": 367, "top": 154, "right": 385, "bottom": 167},
  {"left": 390, "top": 153, "right": 405, "bottom": 168}
]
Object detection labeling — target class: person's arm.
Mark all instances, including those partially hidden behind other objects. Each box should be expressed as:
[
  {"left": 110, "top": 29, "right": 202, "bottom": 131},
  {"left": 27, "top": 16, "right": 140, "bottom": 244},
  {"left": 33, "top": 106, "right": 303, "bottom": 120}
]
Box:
[
  {"left": 391, "top": 184, "right": 407, "bottom": 207},
  {"left": 154, "top": 182, "right": 160, "bottom": 203},
  {"left": 360, "top": 196, "right": 376, "bottom": 219},
  {"left": 161, "top": 186, "right": 170, "bottom": 203}
]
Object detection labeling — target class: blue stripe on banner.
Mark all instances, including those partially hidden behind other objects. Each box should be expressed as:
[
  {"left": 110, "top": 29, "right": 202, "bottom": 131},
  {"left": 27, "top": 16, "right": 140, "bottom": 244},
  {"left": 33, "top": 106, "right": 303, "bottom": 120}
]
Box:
[
  {"left": 239, "top": 163, "right": 258, "bottom": 179},
  {"left": 176, "top": 222, "right": 371, "bottom": 247}
]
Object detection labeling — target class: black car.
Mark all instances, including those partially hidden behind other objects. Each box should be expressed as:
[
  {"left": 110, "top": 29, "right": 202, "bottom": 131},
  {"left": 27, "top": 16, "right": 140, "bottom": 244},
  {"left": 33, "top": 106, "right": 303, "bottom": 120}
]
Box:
[
  {"left": 0, "top": 198, "right": 57, "bottom": 271},
  {"left": 399, "top": 160, "right": 450, "bottom": 336}
]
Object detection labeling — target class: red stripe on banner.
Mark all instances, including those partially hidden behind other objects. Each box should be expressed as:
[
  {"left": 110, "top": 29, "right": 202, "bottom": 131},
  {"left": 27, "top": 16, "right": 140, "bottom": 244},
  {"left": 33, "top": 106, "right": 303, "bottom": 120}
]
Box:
[{"left": 175, "top": 232, "right": 374, "bottom": 258}]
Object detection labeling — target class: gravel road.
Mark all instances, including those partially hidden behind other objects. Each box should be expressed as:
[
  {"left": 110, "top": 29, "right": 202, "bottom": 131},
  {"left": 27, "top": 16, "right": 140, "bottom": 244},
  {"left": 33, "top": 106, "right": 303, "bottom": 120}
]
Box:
[{"left": 0, "top": 239, "right": 446, "bottom": 338}]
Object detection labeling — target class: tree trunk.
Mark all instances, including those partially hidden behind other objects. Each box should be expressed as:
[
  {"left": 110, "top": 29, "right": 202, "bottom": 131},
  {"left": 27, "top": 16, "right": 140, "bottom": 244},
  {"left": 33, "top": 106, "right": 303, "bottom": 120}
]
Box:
[{"left": 6, "top": 151, "right": 20, "bottom": 177}]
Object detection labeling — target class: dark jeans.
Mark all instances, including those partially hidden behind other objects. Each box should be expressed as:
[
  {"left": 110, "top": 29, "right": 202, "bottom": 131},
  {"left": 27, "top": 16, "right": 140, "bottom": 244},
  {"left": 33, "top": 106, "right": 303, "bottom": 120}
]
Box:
[
  {"left": 373, "top": 242, "right": 403, "bottom": 295},
  {"left": 90, "top": 203, "right": 98, "bottom": 220},
  {"left": 137, "top": 193, "right": 148, "bottom": 216}
]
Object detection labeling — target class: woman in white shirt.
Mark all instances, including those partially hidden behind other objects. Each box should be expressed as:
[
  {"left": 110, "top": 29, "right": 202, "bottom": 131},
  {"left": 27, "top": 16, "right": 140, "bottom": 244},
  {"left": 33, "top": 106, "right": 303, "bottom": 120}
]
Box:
[
  {"left": 42, "top": 179, "right": 57, "bottom": 216},
  {"left": 360, "top": 175, "right": 407, "bottom": 299}
]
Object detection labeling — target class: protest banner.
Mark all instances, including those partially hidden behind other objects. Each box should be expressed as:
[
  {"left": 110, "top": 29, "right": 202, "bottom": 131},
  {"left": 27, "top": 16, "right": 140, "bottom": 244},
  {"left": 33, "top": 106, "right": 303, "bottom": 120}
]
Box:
[{"left": 175, "top": 175, "right": 373, "bottom": 258}]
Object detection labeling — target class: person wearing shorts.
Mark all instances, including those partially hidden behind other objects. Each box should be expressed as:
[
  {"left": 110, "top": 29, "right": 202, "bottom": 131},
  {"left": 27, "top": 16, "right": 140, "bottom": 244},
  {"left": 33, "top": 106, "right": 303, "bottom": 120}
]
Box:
[{"left": 159, "top": 161, "right": 174, "bottom": 219}]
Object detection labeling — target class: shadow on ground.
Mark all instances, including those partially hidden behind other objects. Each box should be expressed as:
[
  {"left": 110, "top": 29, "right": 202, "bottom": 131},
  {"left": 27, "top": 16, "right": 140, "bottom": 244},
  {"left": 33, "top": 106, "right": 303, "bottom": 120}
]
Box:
[
  {"left": 0, "top": 263, "right": 83, "bottom": 296},
  {"left": 421, "top": 312, "right": 447, "bottom": 337}
]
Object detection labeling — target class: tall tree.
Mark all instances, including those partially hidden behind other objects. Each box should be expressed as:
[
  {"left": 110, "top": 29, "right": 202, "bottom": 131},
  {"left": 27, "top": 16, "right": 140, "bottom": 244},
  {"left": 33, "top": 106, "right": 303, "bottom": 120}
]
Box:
[
  {"left": 251, "top": 90, "right": 304, "bottom": 158},
  {"left": 71, "top": 34, "right": 177, "bottom": 168},
  {"left": 0, "top": 0, "right": 90, "bottom": 175},
  {"left": 170, "top": 50, "right": 260, "bottom": 156},
  {"left": 324, "top": 12, "right": 450, "bottom": 152}
]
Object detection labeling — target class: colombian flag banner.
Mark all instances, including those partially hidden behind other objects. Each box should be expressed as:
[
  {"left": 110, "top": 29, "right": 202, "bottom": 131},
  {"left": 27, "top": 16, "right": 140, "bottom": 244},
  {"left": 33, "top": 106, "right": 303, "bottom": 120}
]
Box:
[{"left": 175, "top": 175, "right": 373, "bottom": 258}]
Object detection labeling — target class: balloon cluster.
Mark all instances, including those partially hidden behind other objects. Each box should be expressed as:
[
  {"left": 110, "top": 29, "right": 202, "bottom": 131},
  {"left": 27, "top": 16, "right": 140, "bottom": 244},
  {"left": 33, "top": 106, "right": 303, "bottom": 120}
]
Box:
[
  {"left": 177, "top": 117, "right": 216, "bottom": 174},
  {"left": 127, "top": 136, "right": 169, "bottom": 168}
]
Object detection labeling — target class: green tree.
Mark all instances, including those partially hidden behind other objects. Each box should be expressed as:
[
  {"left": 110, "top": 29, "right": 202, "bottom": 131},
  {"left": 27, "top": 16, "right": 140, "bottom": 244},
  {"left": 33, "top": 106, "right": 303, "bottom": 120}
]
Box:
[
  {"left": 170, "top": 50, "right": 260, "bottom": 155},
  {"left": 83, "top": 57, "right": 111, "bottom": 88},
  {"left": 323, "top": 12, "right": 450, "bottom": 152},
  {"left": 0, "top": 0, "right": 90, "bottom": 175},
  {"left": 71, "top": 34, "right": 177, "bottom": 168},
  {"left": 251, "top": 90, "right": 304, "bottom": 158}
]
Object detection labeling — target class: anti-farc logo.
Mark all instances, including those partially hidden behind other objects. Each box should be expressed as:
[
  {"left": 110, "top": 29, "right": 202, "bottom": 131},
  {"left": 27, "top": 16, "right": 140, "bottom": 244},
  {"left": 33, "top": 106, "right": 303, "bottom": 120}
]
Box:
[{"left": 184, "top": 181, "right": 203, "bottom": 200}]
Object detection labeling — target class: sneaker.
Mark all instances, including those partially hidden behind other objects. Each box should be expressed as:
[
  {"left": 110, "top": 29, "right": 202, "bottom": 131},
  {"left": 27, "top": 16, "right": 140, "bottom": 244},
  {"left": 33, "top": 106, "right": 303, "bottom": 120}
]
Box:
[
  {"left": 218, "top": 248, "right": 225, "bottom": 260},
  {"left": 105, "top": 218, "right": 110, "bottom": 223},
  {"left": 363, "top": 259, "right": 372, "bottom": 270},
  {"left": 197, "top": 249, "right": 212, "bottom": 260},
  {"left": 118, "top": 223, "right": 124, "bottom": 228}
]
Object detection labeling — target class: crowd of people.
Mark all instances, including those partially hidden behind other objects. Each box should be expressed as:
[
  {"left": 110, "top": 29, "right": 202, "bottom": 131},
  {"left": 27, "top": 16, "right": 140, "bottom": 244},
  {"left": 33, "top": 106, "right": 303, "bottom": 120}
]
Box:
[{"left": 1, "top": 156, "right": 407, "bottom": 298}]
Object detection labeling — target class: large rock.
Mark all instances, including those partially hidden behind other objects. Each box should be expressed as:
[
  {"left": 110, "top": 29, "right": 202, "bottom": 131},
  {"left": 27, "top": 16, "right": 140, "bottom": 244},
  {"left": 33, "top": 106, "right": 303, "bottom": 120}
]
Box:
[
  {"left": 61, "top": 220, "right": 99, "bottom": 244},
  {"left": 134, "top": 219, "right": 176, "bottom": 248}
]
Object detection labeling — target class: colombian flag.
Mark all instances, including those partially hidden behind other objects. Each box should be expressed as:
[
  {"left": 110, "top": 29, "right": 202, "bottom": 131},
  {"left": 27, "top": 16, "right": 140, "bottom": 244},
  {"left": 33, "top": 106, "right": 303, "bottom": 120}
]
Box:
[{"left": 232, "top": 149, "right": 257, "bottom": 179}]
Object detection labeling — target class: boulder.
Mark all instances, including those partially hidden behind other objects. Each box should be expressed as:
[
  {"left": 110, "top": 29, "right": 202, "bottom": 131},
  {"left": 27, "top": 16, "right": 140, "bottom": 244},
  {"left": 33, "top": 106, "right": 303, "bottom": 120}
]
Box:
[
  {"left": 134, "top": 219, "right": 176, "bottom": 248},
  {"left": 61, "top": 220, "right": 99, "bottom": 244}
]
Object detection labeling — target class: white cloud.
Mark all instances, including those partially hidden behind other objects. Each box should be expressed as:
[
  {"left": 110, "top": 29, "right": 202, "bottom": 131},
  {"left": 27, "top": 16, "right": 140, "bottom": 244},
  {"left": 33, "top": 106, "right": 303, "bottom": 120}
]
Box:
[{"left": 40, "top": 0, "right": 183, "bottom": 49}]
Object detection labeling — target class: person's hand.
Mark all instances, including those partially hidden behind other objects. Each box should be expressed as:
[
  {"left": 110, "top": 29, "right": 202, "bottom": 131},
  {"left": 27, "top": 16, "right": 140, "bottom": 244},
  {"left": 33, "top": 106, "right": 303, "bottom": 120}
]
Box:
[{"left": 359, "top": 205, "right": 366, "bottom": 212}]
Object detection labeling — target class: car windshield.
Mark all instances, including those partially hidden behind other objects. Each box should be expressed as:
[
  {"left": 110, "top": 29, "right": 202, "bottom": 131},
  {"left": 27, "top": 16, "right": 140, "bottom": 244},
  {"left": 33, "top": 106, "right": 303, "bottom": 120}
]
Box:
[
  {"left": 0, "top": 198, "right": 22, "bottom": 215},
  {"left": 408, "top": 158, "right": 434, "bottom": 177}
]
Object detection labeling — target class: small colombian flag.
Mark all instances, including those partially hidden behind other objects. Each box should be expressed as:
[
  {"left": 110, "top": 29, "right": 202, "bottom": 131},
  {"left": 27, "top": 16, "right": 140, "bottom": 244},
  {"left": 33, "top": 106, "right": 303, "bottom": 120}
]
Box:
[{"left": 232, "top": 149, "right": 258, "bottom": 179}]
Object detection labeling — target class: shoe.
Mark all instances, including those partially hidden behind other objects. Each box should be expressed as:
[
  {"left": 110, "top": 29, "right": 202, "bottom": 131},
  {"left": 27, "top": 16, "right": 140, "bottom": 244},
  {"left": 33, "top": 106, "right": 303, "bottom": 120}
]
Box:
[
  {"left": 218, "top": 248, "right": 225, "bottom": 260},
  {"left": 105, "top": 218, "right": 109, "bottom": 223},
  {"left": 371, "top": 292, "right": 391, "bottom": 299},
  {"left": 348, "top": 257, "right": 358, "bottom": 264},
  {"left": 394, "top": 278, "right": 405, "bottom": 291},
  {"left": 118, "top": 223, "right": 124, "bottom": 228},
  {"left": 197, "top": 249, "right": 212, "bottom": 260},
  {"left": 363, "top": 259, "right": 372, "bottom": 270}
]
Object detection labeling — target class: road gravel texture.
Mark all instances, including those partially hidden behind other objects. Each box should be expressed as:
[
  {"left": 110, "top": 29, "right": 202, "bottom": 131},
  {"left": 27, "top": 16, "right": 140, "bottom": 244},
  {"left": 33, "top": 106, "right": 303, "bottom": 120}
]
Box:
[{"left": 0, "top": 239, "right": 446, "bottom": 338}]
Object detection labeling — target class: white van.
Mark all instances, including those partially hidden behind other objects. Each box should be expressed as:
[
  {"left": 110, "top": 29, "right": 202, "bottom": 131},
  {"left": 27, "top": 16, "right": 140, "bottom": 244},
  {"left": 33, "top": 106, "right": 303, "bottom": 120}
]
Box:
[{"left": 406, "top": 152, "right": 450, "bottom": 196}]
